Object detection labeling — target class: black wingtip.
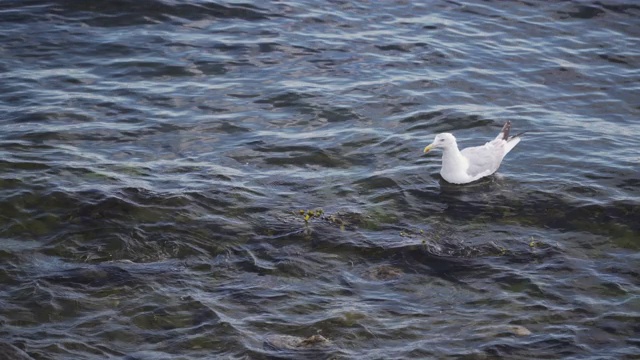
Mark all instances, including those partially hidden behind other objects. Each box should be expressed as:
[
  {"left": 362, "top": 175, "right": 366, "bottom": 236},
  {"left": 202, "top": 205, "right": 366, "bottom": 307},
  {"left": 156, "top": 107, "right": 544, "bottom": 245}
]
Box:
[
  {"left": 509, "top": 130, "right": 527, "bottom": 140},
  {"left": 501, "top": 121, "right": 512, "bottom": 140}
]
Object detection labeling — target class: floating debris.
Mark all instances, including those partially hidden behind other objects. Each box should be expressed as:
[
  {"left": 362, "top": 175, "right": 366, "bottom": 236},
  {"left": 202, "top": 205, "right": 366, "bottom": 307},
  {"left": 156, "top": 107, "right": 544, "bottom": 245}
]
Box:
[{"left": 297, "top": 209, "right": 324, "bottom": 223}]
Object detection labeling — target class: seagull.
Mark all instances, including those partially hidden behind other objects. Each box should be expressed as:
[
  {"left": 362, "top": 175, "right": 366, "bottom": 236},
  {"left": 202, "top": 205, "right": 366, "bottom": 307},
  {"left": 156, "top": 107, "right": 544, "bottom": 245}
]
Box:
[{"left": 423, "top": 121, "right": 524, "bottom": 184}]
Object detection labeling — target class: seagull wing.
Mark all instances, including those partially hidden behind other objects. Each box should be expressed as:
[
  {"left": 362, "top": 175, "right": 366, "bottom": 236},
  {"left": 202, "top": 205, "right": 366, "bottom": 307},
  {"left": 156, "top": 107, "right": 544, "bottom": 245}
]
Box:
[{"left": 460, "top": 140, "right": 506, "bottom": 179}]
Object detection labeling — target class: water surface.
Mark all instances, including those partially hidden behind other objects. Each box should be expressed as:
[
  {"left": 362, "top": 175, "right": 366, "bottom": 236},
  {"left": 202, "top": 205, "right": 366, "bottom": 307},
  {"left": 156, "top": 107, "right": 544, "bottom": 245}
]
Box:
[{"left": 1, "top": 1, "right": 639, "bottom": 359}]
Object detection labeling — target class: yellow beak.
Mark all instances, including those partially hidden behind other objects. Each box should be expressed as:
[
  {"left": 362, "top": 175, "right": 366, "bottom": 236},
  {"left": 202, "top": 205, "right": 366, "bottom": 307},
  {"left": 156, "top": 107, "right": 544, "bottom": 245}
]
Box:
[{"left": 423, "top": 144, "right": 434, "bottom": 153}]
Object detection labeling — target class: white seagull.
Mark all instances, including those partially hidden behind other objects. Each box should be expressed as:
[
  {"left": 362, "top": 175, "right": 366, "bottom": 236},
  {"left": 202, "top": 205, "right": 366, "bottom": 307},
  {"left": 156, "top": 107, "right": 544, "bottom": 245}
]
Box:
[{"left": 423, "top": 121, "right": 525, "bottom": 184}]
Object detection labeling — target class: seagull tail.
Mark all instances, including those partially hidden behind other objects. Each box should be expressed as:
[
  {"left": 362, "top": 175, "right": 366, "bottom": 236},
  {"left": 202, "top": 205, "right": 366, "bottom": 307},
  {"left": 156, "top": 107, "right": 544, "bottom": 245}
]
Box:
[{"left": 504, "top": 131, "right": 526, "bottom": 155}]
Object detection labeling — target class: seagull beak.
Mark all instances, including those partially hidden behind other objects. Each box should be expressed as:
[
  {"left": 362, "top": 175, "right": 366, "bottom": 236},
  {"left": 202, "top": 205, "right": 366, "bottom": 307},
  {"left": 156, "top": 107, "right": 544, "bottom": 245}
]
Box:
[{"left": 423, "top": 144, "right": 434, "bottom": 153}]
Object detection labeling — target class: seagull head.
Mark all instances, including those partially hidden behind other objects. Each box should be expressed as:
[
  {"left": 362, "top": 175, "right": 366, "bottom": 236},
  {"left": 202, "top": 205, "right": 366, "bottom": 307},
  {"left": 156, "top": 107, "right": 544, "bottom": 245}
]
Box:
[{"left": 423, "top": 133, "right": 456, "bottom": 153}]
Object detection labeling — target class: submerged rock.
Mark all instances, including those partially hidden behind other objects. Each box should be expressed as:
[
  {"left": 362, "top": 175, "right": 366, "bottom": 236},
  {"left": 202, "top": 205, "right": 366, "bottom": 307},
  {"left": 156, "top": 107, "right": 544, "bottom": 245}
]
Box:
[
  {"left": 507, "top": 325, "right": 532, "bottom": 336},
  {"left": 475, "top": 324, "right": 532, "bottom": 337},
  {"left": 0, "top": 342, "right": 34, "bottom": 360},
  {"left": 364, "top": 264, "right": 403, "bottom": 281},
  {"left": 264, "top": 334, "right": 332, "bottom": 352},
  {"left": 42, "top": 265, "right": 134, "bottom": 288},
  {"left": 324, "top": 211, "right": 371, "bottom": 229},
  {"left": 298, "top": 334, "right": 332, "bottom": 347},
  {"left": 123, "top": 350, "right": 175, "bottom": 360}
]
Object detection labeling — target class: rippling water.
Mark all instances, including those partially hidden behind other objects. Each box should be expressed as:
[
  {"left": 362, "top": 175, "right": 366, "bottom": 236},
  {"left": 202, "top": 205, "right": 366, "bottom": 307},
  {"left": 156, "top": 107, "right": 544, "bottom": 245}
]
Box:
[{"left": 1, "top": 1, "right": 639, "bottom": 359}]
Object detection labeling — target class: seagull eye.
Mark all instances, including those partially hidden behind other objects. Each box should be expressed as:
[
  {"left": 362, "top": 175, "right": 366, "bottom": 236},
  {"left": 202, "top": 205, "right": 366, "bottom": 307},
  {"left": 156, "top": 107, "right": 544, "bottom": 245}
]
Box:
[{"left": 440, "top": 139, "right": 445, "bottom": 142}]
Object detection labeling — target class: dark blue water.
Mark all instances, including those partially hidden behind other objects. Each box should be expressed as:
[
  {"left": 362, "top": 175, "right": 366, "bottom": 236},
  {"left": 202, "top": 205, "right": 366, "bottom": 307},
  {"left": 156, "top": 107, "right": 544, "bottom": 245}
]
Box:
[{"left": 1, "top": 1, "right": 639, "bottom": 359}]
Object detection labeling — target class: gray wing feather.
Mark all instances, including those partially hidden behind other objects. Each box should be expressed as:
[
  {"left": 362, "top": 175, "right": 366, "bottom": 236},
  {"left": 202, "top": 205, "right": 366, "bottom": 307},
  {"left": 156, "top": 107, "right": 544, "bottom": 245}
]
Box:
[{"left": 460, "top": 141, "right": 505, "bottom": 178}]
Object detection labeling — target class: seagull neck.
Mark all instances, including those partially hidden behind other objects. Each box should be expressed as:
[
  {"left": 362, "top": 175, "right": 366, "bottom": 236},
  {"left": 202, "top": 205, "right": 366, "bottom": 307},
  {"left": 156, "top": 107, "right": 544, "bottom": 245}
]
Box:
[
  {"left": 442, "top": 143, "right": 463, "bottom": 160},
  {"left": 441, "top": 143, "right": 467, "bottom": 168}
]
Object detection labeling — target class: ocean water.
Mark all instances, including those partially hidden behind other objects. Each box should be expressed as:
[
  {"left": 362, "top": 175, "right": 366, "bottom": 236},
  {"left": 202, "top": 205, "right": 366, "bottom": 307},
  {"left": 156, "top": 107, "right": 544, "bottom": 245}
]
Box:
[{"left": 0, "top": 1, "right": 639, "bottom": 359}]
